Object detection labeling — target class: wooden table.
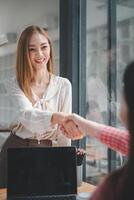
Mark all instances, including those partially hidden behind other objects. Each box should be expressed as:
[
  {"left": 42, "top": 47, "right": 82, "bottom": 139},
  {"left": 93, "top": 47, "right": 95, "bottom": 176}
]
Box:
[
  {"left": 0, "top": 189, "right": 6, "bottom": 200},
  {"left": 78, "top": 182, "right": 96, "bottom": 193},
  {"left": 0, "top": 182, "right": 96, "bottom": 200}
]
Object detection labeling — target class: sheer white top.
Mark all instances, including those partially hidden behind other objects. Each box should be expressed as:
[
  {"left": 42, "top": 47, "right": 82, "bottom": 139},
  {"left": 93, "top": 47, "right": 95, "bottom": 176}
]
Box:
[{"left": 0, "top": 74, "right": 72, "bottom": 146}]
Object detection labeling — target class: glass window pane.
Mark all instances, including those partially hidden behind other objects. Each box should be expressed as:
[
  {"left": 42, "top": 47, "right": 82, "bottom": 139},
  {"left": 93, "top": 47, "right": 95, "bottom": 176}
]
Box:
[
  {"left": 86, "top": 0, "right": 134, "bottom": 185},
  {"left": 116, "top": 1, "right": 134, "bottom": 164},
  {"left": 117, "top": 1, "right": 134, "bottom": 124},
  {"left": 86, "top": 0, "right": 108, "bottom": 185}
]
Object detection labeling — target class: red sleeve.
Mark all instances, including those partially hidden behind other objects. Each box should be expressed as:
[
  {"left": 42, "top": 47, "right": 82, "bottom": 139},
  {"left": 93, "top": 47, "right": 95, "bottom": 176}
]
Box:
[{"left": 96, "top": 125, "right": 129, "bottom": 156}]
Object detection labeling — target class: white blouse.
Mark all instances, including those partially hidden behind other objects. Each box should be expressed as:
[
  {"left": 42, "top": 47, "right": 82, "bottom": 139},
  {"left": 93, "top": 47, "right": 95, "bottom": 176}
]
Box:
[{"left": 0, "top": 74, "right": 72, "bottom": 146}]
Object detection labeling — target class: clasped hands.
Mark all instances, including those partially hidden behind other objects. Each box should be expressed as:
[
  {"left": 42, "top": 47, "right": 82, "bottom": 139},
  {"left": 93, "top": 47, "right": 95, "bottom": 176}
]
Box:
[
  {"left": 52, "top": 112, "right": 84, "bottom": 140},
  {"left": 60, "top": 114, "right": 84, "bottom": 140}
]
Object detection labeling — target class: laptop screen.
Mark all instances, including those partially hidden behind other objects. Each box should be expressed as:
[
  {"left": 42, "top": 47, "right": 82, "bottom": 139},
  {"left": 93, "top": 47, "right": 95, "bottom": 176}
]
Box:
[{"left": 7, "top": 147, "right": 77, "bottom": 197}]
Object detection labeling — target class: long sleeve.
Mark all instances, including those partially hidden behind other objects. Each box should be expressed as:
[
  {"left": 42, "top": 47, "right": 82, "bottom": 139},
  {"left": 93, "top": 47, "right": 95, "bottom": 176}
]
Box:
[
  {"left": 60, "top": 79, "right": 72, "bottom": 113},
  {"left": 1, "top": 78, "right": 53, "bottom": 135},
  {"left": 97, "top": 125, "right": 129, "bottom": 156},
  {"left": 56, "top": 78, "right": 72, "bottom": 146}
]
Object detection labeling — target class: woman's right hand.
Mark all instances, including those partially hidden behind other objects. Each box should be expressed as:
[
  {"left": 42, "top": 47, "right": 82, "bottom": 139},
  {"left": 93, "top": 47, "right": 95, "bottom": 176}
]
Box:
[
  {"left": 61, "top": 114, "right": 84, "bottom": 140},
  {"left": 61, "top": 119, "right": 84, "bottom": 140},
  {"left": 51, "top": 112, "right": 67, "bottom": 125},
  {"left": 63, "top": 113, "right": 102, "bottom": 139},
  {"left": 63, "top": 113, "right": 85, "bottom": 128},
  {"left": 51, "top": 112, "right": 84, "bottom": 140}
]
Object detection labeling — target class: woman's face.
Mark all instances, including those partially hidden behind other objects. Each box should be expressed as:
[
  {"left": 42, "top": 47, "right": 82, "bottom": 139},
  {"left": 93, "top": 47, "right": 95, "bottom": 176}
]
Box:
[
  {"left": 28, "top": 32, "right": 50, "bottom": 70},
  {"left": 119, "top": 95, "right": 128, "bottom": 127}
]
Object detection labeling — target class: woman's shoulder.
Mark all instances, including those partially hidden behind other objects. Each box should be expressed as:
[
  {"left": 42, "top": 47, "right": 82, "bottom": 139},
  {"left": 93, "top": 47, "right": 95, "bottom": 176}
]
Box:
[
  {"left": 102, "top": 166, "right": 125, "bottom": 187},
  {"left": 52, "top": 74, "right": 72, "bottom": 87},
  {"left": 91, "top": 166, "right": 126, "bottom": 200}
]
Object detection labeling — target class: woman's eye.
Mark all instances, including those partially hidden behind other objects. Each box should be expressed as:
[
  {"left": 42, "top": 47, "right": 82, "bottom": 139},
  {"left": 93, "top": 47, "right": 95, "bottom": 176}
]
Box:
[
  {"left": 29, "top": 48, "right": 35, "bottom": 52},
  {"left": 42, "top": 46, "right": 48, "bottom": 50}
]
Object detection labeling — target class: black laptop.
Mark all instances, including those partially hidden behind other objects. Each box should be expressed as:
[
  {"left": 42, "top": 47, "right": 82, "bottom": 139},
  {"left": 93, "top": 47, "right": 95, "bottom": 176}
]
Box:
[{"left": 7, "top": 147, "right": 77, "bottom": 200}]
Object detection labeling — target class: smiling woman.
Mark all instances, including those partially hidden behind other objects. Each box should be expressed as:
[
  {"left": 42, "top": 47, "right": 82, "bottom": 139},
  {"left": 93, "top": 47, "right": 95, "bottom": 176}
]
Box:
[
  {"left": 28, "top": 32, "right": 52, "bottom": 98},
  {"left": 16, "top": 26, "right": 55, "bottom": 104},
  {"left": 0, "top": 25, "right": 74, "bottom": 188},
  {"left": 28, "top": 33, "right": 51, "bottom": 68}
]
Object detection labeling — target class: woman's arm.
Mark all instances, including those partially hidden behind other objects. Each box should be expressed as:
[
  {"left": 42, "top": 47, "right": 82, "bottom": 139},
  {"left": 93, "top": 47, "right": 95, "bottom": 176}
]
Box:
[
  {"left": 3, "top": 78, "right": 65, "bottom": 134},
  {"left": 98, "top": 125, "right": 129, "bottom": 156},
  {"left": 63, "top": 113, "right": 129, "bottom": 155}
]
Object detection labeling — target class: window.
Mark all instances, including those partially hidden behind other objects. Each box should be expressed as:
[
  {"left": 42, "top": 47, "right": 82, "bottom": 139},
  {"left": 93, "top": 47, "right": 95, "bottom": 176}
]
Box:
[
  {"left": 85, "top": 0, "right": 134, "bottom": 185},
  {"left": 86, "top": 0, "right": 109, "bottom": 185}
]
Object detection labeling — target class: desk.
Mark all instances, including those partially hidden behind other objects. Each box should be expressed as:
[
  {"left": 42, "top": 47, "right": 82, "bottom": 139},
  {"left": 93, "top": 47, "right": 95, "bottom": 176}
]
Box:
[
  {"left": 0, "top": 189, "right": 6, "bottom": 200},
  {"left": 0, "top": 182, "right": 96, "bottom": 200},
  {"left": 78, "top": 182, "right": 96, "bottom": 193}
]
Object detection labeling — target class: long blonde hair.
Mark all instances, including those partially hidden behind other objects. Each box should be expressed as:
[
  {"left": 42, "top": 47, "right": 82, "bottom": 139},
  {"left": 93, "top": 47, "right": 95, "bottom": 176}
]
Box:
[{"left": 16, "top": 25, "right": 54, "bottom": 103}]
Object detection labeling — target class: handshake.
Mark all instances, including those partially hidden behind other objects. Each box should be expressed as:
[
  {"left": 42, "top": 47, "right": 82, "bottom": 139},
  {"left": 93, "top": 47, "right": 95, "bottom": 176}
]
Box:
[{"left": 51, "top": 112, "right": 85, "bottom": 140}]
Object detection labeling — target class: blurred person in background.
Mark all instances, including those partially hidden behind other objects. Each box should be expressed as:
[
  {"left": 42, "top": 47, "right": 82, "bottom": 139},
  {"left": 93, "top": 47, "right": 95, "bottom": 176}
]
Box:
[{"left": 62, "top": 61, "right": 134, "bottom": 199}]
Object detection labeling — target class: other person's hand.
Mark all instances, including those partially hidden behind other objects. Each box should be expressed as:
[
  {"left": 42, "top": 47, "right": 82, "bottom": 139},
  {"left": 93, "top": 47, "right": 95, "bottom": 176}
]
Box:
[{"left": 61, "top": 116, "right": 84, "bottom": 140}]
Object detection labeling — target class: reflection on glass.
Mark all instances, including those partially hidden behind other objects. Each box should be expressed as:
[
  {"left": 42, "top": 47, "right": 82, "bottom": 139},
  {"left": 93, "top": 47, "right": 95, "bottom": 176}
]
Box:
[
  {"left": 116, "top": 1, "right": 134, "bottom": 165},
  {"left": 86, "top": 0, "right": 134, "bottom": 185},
  {"left": 86, "top": 0, "right": 108, "bottom": 185}
]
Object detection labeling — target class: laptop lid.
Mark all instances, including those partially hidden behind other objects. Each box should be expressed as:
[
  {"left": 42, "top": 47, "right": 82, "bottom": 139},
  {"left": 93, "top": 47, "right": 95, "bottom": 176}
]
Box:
[{"left": 7, "top": 147, "right": 77, "bottom": 198}]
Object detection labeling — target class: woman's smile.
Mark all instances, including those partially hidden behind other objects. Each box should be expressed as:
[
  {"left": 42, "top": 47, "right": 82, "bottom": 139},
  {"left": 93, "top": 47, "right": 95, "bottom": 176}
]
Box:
[
  {"left": 34, "top": 58, "right": 45, "bottom": 64},
  {"left": 29, "top": 32, "right": 50, "bottom": 70}
]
